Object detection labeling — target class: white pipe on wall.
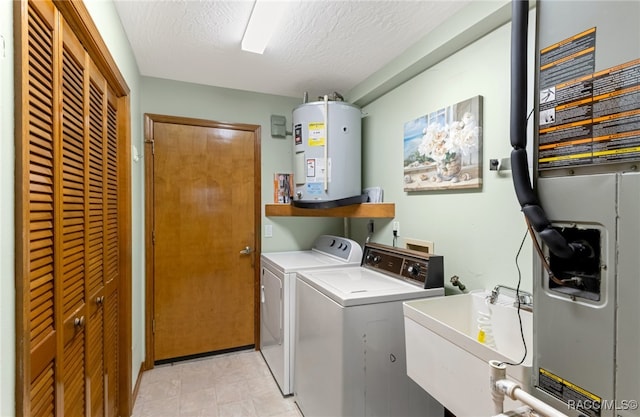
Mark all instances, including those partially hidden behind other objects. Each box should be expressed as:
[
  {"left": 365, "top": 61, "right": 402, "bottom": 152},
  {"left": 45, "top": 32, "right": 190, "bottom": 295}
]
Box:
[
  {"left": 490, "top": 360, "right": 507, "bottom": 415},
  {"left": 490, "top": 360, "right": 567, "bottom": 417},
  {"left": 495, "top": 379, "right": 569, "bottom": 417}
]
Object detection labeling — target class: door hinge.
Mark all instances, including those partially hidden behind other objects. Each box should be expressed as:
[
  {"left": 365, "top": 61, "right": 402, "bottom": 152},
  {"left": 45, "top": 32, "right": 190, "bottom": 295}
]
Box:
[
  {"left": 152, "top": 230, "right": 155, "bottom": 245},
  {"left": 152, "top": 319, "right": 156, "bottom": 334},
  {"left": 145, "top": 139, "right": 155, "bottom": 155}
]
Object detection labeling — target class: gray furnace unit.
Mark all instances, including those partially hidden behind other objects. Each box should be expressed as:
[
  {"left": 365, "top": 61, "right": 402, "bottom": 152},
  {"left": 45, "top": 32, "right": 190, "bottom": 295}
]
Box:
[{"left": 510, "top": 1, "right": 640, "bottom": 416}]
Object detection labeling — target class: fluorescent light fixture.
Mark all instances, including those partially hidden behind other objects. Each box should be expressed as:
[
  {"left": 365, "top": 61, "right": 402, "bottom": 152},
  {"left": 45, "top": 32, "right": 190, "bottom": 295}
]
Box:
[{"left": 241, "top": 0, "right": 287, "bottom": 54}]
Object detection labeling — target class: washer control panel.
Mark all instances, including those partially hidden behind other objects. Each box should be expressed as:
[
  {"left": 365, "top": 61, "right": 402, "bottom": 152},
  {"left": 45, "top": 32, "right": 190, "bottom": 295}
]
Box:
[
  {"left": 361, "top": 243, "right": 444, "bottom": 289},
  {"left": 313, "top": 235, "right": 363, "bottom": 263}
]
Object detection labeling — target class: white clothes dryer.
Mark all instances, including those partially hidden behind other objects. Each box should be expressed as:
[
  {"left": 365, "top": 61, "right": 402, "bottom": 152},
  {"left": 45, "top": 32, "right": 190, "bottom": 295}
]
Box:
[
  {"left": 260, "top": 235, "right": 362, "bottom": 395},
  {"left": 294, "top": 243, "right": 445, "bottom": 417}
]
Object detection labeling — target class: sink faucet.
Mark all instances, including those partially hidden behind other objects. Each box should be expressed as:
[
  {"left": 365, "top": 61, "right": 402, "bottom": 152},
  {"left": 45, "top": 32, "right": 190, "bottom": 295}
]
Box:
[{"left": 489, "top": 285, "right": 533, "bottom": 310}]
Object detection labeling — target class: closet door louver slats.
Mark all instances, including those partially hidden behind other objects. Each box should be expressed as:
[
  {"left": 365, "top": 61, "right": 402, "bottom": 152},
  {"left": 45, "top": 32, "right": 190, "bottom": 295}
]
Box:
[
  {"left": 104, "top": 95, "right": 120, "bottom": 417},
  {"left": 30, "top": 363, "right": 55, "bottom": 417},
  {"left": 88, "top": 307, "right": 105, "bottom": 417},
  {"left": 105, "top": 102, "right": 118, "bottom": 286},
  {"left": 87, "top": 66, "right": 108, "bottom": 417},
  {"left": 105, "top": 287, "right": 119, "bottom": 416},
  {"left": 25, "top": 3, "right": 57, "bottom": 416},
  {"left": 60, "top": 21, "right": 87, "bottom": 417}
]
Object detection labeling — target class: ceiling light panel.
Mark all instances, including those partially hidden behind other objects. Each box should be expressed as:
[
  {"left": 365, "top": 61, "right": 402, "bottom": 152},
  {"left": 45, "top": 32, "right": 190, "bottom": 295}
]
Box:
[{"left": 241, "top": 0, "right": 287, "bottom": 54}]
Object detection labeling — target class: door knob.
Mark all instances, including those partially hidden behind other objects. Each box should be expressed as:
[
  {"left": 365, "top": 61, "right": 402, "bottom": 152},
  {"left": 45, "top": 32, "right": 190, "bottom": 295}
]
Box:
[{"left": 239, "top": 246, "right": 253, "bottom": 255}]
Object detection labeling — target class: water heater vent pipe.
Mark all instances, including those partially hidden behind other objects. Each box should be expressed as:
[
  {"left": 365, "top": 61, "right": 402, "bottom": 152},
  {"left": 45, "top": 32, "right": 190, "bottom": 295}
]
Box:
[{"left": 323, "top": 94, "right": 329, "bottom": 192}]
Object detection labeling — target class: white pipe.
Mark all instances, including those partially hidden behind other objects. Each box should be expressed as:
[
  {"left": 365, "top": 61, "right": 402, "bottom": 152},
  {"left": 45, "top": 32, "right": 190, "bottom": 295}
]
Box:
[
  {"left": 496, "top": 379, "right": 569, "bottom": 417},
  {"left": 323, "top": 94, "right": 328, "bottom": 192},
  {"left": 490, "top": 360, "right": 507, "bottom": 415}
]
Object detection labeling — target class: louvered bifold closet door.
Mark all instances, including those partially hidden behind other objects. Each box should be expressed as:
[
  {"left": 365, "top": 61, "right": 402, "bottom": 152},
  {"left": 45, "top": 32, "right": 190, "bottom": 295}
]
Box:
[
  {"left": 103, "top": 90, "right": 120, "bottom": 417},
  {"left": 17, "top": 0, "right": 124, "bottom": 416},
  {"left": 87, "top": 65, "right": 109, "bottom": 417},
  {"left": 60, "top": 20, "right": 88, "bottom": 417},
  {"left": 24, "top": 2, "right": 57, "bottom": 415}
]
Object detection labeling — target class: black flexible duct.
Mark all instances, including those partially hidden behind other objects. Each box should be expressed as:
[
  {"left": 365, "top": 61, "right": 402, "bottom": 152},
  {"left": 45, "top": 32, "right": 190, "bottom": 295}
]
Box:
[{"left": 510, "top": 0, "right": 583, "bottom": 259}]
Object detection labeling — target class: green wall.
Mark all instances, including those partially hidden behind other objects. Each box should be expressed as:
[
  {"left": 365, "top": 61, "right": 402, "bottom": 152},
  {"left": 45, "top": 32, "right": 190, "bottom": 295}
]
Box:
[
  {"left": 349, "top": 11, "right": 535, "bottom": 294},
  {"left": 1, "top": 0, "right": 15, "bottom": 415}
]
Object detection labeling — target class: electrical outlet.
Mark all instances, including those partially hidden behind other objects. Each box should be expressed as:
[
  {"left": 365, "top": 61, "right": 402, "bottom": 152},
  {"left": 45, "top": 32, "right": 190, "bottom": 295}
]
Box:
[
  {"left": 392, "top": 221, "right": 400, "bottom": 235},
  {"left": 264, "top": 224, "right": 273, "bottom": 238}
]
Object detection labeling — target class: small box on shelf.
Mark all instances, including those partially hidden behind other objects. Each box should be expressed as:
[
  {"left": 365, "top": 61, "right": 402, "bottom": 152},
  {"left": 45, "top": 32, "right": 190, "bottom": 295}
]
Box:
[{"left": 273, "top": 173, "right": 293, "bottom": 204}]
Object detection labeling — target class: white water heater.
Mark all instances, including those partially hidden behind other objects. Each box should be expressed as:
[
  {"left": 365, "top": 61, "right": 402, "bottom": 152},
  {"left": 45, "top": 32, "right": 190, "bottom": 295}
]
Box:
[{"left": 292, "top": 98, "right": 366, "bottom": 208}]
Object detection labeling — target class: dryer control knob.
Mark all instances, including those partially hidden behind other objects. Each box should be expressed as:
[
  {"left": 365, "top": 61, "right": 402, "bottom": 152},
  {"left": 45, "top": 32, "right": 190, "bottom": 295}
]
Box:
[{"left": 366, "top": 254, "right": 381, "bottom": 264}]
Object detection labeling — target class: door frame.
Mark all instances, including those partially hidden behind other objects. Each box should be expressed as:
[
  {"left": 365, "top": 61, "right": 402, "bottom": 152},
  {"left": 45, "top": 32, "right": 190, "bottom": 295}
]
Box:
[{"left": 143, "top": 113, "right": 262, "bottom": 369}]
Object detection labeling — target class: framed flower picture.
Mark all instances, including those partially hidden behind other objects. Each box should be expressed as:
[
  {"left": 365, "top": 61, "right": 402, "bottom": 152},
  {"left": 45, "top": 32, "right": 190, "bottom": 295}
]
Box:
[{"left": 403, "top": 95, "right": 483, "bottom": 192}]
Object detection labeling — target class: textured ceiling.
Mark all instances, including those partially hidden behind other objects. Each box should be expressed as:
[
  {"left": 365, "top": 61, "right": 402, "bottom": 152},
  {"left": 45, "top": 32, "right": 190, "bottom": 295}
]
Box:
[{"left": 113, "top": 0, "right": 470, "bottom": 100}]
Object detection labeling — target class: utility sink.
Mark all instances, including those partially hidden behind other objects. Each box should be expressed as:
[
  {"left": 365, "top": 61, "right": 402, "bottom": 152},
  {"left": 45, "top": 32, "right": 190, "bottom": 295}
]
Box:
[{"left": 403, "top": 290, "right": 532, "bottom": 417}]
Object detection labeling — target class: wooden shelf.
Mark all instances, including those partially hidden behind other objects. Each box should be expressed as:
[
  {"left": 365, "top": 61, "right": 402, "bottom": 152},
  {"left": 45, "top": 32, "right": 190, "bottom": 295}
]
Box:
[{"left": 265, "top": 203, "right": 395, "bottom": 218}]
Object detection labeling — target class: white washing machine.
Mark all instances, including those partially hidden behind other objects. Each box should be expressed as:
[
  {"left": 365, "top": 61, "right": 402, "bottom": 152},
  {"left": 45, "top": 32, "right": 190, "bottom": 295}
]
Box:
[
  {"left": 260, "top": 235, "right": 362, "bottom": 395},
  {"left": 294, "top": 243, "right": 445, "bottom": 417}
]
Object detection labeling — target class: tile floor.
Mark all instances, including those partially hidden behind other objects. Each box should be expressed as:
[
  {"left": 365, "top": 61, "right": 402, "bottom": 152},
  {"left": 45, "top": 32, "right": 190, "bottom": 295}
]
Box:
[{"left": 132, "top": 349, "right": 302, "bottom": 417}]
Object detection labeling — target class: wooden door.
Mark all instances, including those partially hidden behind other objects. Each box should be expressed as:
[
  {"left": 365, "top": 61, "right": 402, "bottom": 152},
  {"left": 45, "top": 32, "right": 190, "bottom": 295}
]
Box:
[
  {"left": 14, "top": 1, "right": 132, "bottom": 416},
  {"left": 146, "top": 115, "right": 261, "bottom": 362}
]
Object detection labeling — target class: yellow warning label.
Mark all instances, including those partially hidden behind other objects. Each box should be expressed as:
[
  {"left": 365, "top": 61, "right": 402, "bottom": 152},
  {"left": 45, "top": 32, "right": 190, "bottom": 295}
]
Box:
[
  {"left": 539, "top": 151, "right": 592, "bottom": 163},
  {"left": 539, "top": 368, "right": 601, "bottom": 402},
  {"left": 308, "top": 122, "right": 325, "bottom": 147},
  {"left": 593, "top": 146, "right": 640, "bottom": 157}
]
